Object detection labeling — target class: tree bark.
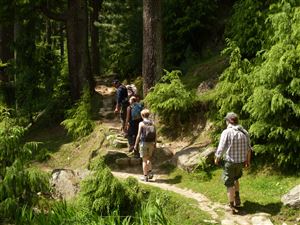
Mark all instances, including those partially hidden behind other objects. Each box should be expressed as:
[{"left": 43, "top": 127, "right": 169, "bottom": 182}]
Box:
[
  {"left": 66, "top": 0, "right": 93, "bottom": 101},
  {"left": 90, "top": 0, "right": 102, "bottom": 76},
  {"left": 0, "top": 24, "right": 14, "bottom": 65},
  {"left": 142, "top": 0, "right": 162, "bottom": 96}
]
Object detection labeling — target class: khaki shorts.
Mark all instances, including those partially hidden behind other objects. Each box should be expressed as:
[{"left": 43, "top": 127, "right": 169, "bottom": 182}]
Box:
[
  {"left": 222, "top": 161, "right": 244, "bottom": 187},
  {"left": 139, "top": 142, "right": 155, "bottom": 158}
]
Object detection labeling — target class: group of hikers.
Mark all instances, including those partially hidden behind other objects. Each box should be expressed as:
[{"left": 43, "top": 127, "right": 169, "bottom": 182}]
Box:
[
  {"left": 112, "top": 79, "right": 252, "bottom": 214},
  {"left": 112, "top": 79, "right": 155, "bottom": 182}
]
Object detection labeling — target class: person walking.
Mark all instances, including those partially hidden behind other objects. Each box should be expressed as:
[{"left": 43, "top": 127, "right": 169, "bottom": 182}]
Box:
[
  {"left": 214, "top": 112, "right": 252, "bottom": 214},
  {"left": 134, "top": 109, "right": 156, "bottom": 182},
  {"left": 112, "top": 79, "right": 129, "bottom": 133},
  {"left": 125, "top": 96, "right": 143, "bottom": 157}
]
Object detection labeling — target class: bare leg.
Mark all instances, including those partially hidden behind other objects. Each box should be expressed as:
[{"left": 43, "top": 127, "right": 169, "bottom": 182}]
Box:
[
  {"left": 142, "top": 157, "right": 149, "bottom": 176},
  {"left": 234, "top": 180, "right": 240, "bottom": 191},
  {"left": 227, "top": 186, "right": 235, "bottom": 203}
]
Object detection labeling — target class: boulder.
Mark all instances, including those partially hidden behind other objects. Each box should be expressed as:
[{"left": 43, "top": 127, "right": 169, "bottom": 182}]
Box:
[
  {"left": 104, "top": 150, "right": 128, "bottom": 165},
  {"left": 251, "top": 213, "right": 273, "bottom": 225},
  {"left": 172, "top": 145, "right": 214, "bottom": 172},
  {"left": 281, "top": 185, "right": 300, "bottom": 208},
  {"left": 116, "top": 158, "right": 131, "bottom": 167},
  {"left": 152, "top": 147, "right": 174, "bottom": 165},
  {"left": 199, "top": 147, "right": 216, "bottom": 165},
  {"left": 51, "top": 169, "right": 91, "bottom": 200}
]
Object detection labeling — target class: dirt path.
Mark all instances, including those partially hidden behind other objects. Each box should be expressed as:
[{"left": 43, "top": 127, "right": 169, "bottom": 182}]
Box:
[{"left": 93, "top": 84, "right": 274, "bottom": 225}]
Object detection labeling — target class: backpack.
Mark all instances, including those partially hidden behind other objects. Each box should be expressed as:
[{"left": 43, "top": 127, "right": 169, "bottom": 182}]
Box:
[
  {"left": 126, "top": 84, "right": 137, "bottom": 97},
  {"left": 131, "top": 103, "right": 143, "bottom": 121},
  {"left": 142, "top": 121, "right": 156, "bottom": 142}
]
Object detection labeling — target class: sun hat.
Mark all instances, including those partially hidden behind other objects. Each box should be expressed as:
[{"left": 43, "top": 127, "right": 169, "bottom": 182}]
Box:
[{"left": 225, "top": 112, "right": 239, "bottom": 124}]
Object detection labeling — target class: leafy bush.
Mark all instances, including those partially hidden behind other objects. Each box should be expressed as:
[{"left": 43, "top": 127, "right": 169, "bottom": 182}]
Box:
[
  {"left": 80, "top": 156, "right": 142, "bottom": 216},
  {"left": 144, "top": 70, "right": 200, "bottom": 134},
  {"left": 61, "top": 86, "right": 95, "bottom": 139},
  {"left": 213, "top": 1, "right": 300, "bottom": 169},
  {"left": 0, "top": 106, "right": 50, "bottom": 221},
  {"left": 225, "top": 0, "right": 272, "bottom": 58}
]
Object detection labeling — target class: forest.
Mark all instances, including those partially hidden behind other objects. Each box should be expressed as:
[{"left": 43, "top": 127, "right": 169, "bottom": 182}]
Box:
[{"left": 0, "top": 0, "right": 299, "bottom": 224}]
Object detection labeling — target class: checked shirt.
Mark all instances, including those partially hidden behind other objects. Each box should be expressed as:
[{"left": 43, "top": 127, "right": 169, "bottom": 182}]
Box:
[{"left": 215, "top": 124, "right": 251, "bottom": 163}]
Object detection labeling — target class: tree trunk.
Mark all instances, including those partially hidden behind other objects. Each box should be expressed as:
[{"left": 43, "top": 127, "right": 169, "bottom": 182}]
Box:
[
  {"left": 90, "top": 0, "right": 102, "bottom": 76},
  {"left": 66, "top": 0, "right": 93, "bottom": 101},
  {"left": 142, "top": 0, "right": 162, "bottom": 96},
  {"left": 0, "top": 24, "right": 14, "bottom": 65}
]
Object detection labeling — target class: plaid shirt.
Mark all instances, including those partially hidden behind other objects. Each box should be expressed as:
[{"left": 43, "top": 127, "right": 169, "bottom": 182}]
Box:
[{"left": 215, "top": 124, "right": 251, "bottom": 163}]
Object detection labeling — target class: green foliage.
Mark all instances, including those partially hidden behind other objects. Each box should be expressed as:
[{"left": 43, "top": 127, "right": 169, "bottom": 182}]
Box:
[
  {"left": 163, "top": 0, "right": 218, "bottom": 67},
  {"left": 61, "top": 86, "right": 94, "bottom": 139},
  {"left": 225, "top": 0, "right": 272, "bottom": 58},
  {"left": 80, "top": 156, "right": 141, "bottom": 216},
  {"left": 14, "top": 196, "right": 171, "bottom": 225},
  {"left": 213, "top": 1, "right": 300, "bottom": 169},
  {"left": 145, "top": 70, "right": 200, "bottom": 133},
  {"left": 99, "top": 0, "right": 143, "bottom": 78}
]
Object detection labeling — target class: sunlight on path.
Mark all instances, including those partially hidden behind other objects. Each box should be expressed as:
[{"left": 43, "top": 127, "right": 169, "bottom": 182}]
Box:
[{"left": 112, "top": 171, "right": 273, "bottom": 225}]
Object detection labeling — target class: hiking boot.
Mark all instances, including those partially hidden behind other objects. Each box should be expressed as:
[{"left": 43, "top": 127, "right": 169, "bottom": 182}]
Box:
[
  {"left": 229, "top": 202, "right": 238, "bottom": 214},
  {"left": 148, "top": 172, "right": 154, "bottom": 179},
  {"left": 128, "top": 146, "right": 134, "bottom": 152},
  {"left": 234, "top": 191, "right": 241, "bottom": 207},
  {"left": 140, "top": 175, "right": 148, "bottom": 182}
]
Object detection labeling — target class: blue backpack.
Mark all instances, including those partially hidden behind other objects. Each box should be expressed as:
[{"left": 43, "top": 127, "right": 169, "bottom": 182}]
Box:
[{"left": 131, "top": 103, "right": 143, "bottom": 121}]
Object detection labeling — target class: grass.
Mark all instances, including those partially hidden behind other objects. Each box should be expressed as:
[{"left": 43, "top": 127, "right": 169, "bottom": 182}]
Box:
[
  {"left": 141, "top": 185, "right": 216, "bottom": 225},
  {"left": 28, "top": 123, "right": 107, "bottom": 170},
  {"left": 180, "top": 55, "right": 228, "bottom": 90},
  {"left": 162, "top": 164, "right": 300, "bottom": 225}
]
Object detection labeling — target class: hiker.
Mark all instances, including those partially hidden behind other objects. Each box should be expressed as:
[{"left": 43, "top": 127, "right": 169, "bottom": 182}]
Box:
[
  {"left": 112, "top": 79, "right": 129, "bottom": 132},
  {"left": 126, "top": 84, "right": 138, "bottom": 99},
  {"left": 125, "top": 96, "right": 143, "bottom": 157},
  {"left": 214, "top": 112, "right": 252, "bottom": 214},
  {"left": 134, "top": 109, "right": 156, "bottom": 182}
]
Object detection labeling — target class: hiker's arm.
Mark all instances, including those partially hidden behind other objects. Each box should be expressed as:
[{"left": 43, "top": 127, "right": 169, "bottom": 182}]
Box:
[
  {"left": 124, "top": 107, "right": 130, "bottom": 131},
  {"left": 114, "top": 88, "right": 122, "bottom": 113},
  {"left": 214, "top": 131, "right": 227, "bottom": 165},
  {"left": 245, "top": 149, "right": 252, "bottom": 168},
  {"left": 134, "top": 123, "right": 142, "bottom": 149}
]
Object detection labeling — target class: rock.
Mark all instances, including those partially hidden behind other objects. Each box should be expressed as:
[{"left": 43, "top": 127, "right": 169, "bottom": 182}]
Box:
[
  {"left": 199, "top": 147, "right": 216, "bottom": 165},
  {"left": 197, "top": 80, "right": 216, "bottom": 94},
  {"left": 51, "top": 169, "right": 92, "bottom": 200},
  {"left": 172, "top": 145, "right": 212, "bottom": 172},
  {"left": 113, "top": 138, "right": 128, "bottom": 148},
  {"left": 104, "top": 150, "right": 128, "bottom": 165},
  {"left": 221, "top": 219, "right": 237, "bottom": 225},
  {"left": 130, "top": 157, "right": 142, "bottom": 166},
  {"left": 152, "top": 147, "right": 174, "bottom": 165},
  {"left": 116, "top": 158, "right": 131, "bottom": 167},
  {"left": 251, "top": 213, "right": 273, "bottom": 225},
  {"left": 281, "top": 185, "right": 300, "bottom": 208}
]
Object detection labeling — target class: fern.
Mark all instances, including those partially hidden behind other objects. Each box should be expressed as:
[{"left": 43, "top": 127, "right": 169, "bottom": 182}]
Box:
[
  {"left": 213, "top": 1, "right": 300, "bottom": 169},
  {"left": 145, "top": 70, "right": 200, "bottom": 133},
  {"left": 61, "top": 86, "right": 95, "bottom": 139}
]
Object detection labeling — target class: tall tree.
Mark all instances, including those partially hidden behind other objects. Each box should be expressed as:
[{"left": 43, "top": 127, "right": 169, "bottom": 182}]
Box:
[
  {"left": 90, "top": 0, "right": 102, "bottom": 76},
  {"left": 142, "top": 0, "right": 162, "bottom": 96},
  {"left": 41, "top": 0, "right": 93, "bottom": 101}
]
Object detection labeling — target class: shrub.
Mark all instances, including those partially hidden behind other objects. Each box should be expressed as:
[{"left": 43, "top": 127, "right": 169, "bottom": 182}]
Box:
[
  {"left": 80, "top": 156, "right": 142, "bottom": 216},
  {"left": 144, "top": 70, "right": 200, "bottom": 135},
  {"left": 61, "top": 86, "right": 95, "bottom": 139},
  {"left": 213, "top": 1, "right": 300, "bottom": 169}
]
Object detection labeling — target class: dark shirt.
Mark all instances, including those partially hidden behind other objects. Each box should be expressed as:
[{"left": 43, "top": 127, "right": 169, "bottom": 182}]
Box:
[{"left": 116, "top": 85, "right": 128, "bottom": 105}]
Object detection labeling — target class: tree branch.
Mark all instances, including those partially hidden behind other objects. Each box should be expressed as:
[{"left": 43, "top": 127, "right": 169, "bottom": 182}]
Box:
[{"left": 39, "top": 5, "right": 67, "bottom": 22}]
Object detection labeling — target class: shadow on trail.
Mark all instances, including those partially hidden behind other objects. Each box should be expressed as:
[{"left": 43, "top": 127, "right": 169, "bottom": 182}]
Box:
[
  {"left": 154, "top": 175, "right": 182, "bottom": 184},
  {"left": 238, "top": 201, "right": 282, "bottom": 216}
]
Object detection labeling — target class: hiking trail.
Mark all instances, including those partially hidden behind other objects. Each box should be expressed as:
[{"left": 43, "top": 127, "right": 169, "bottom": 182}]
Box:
[{"left": 95, "top": 83, "right": 274, "bottom": 225}]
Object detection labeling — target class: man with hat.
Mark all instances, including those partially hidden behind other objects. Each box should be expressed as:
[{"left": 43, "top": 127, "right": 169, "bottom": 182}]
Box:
[
  {"left": 112, "top": 79, "right": 129, "bottom": 132},
  {"left": 215, "top": 112, "right": 252, "bottom": 214}
]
